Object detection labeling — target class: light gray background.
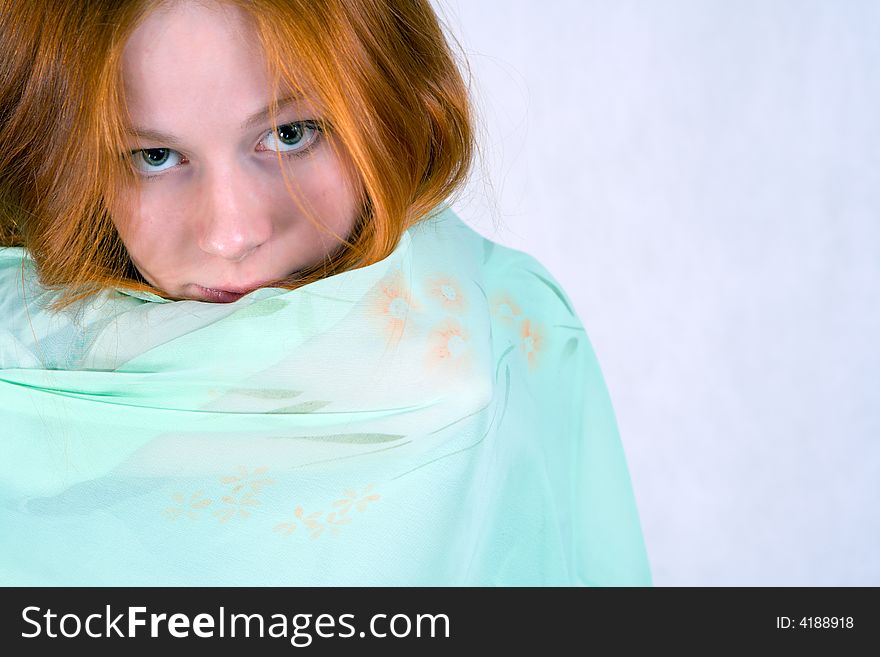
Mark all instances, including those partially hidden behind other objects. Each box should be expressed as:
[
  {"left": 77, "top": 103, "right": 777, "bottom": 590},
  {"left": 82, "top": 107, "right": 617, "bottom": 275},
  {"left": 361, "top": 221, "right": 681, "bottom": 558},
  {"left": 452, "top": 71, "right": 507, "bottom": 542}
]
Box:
[{"left": 431, "top": 0, "right": 879, "bottom": 585}]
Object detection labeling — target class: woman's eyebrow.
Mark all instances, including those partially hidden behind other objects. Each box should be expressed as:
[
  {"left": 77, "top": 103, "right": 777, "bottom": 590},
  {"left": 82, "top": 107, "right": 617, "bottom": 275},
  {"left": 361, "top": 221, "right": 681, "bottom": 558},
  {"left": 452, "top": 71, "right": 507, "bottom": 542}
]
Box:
[
  {"left": 240, "top": 94, "right": 303, "bottom": 129},
  {"left": 126, "top": 94, "right": 303, "bottom": 146}
]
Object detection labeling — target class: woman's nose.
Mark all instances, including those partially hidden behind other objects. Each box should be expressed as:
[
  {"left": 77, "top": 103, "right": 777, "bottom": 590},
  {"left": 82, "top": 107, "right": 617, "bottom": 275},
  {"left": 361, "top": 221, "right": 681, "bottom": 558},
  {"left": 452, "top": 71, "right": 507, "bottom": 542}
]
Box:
[{"left": 197, "top": 170, "right": 273, "bottom": 262}]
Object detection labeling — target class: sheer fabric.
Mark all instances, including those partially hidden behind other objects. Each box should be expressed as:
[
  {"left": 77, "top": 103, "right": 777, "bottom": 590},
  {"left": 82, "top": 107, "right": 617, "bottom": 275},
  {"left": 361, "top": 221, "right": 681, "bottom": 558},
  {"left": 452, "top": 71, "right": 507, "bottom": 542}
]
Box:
[{"left": 0, "top": 205, "right": 651, "bottom": 586}]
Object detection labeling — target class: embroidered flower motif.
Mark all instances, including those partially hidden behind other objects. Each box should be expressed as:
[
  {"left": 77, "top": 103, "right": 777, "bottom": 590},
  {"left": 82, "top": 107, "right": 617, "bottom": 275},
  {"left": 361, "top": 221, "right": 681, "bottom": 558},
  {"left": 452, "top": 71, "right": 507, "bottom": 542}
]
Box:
[
  {"left": 332, "top": 483, "right": 381, "bottom": 514},
  {"left": 271, "top": 505, "right": 352, "bottom": 539},
  {"left": 214, "top": 465, "right": 274, "bottom": 523},
  {"left": 490, "top": 291, "right": 522, "bottom": 325},
  {"left": 425, "top": 317, "right": 471, "bottom": 370},
  {"left": 367, "top": 269, "right": 420, "bottom": 343},
  {"left": 272, "top": 484, "right": 380, "bottom": 539},
  {"left": 298, "top": 505, "right": 353, "bottom": 539},
  {"left": 220, "top": 465, "right": 274, "bottom": 493},
  {"left": 518, "top": 318, "right": 547, "bottom": 370},
  {"left": 164, "top": 490, "right": 211, "bottom": 521},
  {"left": 425, "top": 274, "right": 467, "bottom": 313}
]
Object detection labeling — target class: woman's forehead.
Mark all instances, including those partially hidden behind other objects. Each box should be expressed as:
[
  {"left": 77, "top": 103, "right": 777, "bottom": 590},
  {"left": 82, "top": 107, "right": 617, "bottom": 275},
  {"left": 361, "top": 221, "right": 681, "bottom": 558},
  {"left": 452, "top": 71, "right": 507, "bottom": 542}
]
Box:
[
  {"left": 122, "top": 2, "right": 295, "bottom": 123},
  {"left": 121, "top": 1, "right": 324, "bottom": 121},
  {"left": 122, "top": 1, "right": 264, "bottom": 89}
]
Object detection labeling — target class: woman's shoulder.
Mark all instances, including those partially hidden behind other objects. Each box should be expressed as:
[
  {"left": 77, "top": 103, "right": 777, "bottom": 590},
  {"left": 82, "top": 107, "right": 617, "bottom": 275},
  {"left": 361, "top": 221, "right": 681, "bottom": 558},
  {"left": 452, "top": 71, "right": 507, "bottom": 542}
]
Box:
[
  {"left": 415, "top": 206, "right": 584, "bottom": 329},
  {"left": 0, "top": 245, "right": 32, "bottom": 270},
  {"left": 0, "top": 247, "right": 46, "bottom": 368},
  {"left": 0, "top": 248, "right": 130, "bottom": 370},
  {"left": 0, "top": 246, "right": 35, "bottom": 304}
]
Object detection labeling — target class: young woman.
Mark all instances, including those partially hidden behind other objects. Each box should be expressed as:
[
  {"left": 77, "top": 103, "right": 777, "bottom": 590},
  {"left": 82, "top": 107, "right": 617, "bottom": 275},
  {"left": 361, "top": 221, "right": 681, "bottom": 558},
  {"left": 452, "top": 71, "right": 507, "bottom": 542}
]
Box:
[{"left": 0, "top": 0, "right": 651, "bottom": 586}]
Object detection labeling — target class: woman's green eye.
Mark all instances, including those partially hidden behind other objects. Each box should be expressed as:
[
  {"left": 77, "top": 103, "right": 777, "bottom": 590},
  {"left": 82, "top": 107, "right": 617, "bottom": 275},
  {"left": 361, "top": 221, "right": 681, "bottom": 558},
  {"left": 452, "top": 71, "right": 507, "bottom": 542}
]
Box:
[
  {"left": 142, "top": 149, "right": 170, "bottom": 166},
  {"left": 262, "top": 120, "right": 322, "bottom": 154},
  {"left": 130, "top": 147, "right": 182, "bottom": 174},
  {"left": 279, "top": 124, "right": 305, "bottom": 146}
]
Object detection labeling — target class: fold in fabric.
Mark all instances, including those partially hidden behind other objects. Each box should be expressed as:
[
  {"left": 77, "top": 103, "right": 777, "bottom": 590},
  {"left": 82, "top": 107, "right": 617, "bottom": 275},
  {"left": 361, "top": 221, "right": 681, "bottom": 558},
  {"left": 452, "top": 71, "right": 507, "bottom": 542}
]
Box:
[{"left": 0, "top": 204, "right": 652, "bottom": 586}]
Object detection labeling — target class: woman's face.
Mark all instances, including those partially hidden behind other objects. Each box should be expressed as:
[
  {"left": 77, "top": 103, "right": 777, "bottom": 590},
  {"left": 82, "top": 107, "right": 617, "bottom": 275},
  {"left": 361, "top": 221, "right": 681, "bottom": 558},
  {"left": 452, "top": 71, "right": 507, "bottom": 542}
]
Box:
[{"left": 114, "top": 0, "right": 361, "bottom": 302}]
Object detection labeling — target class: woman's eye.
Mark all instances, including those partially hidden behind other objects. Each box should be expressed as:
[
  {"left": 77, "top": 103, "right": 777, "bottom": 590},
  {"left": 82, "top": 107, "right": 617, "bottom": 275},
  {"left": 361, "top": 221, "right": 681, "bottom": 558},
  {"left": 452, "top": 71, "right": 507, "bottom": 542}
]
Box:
[
  {"left": 125, "top": 120, "right": 323, "bottom": 177},
  {"left": 130, "top": 147, "right": 183, "bottom": 174},
  {"left": 260, "top": 121, "right": 322, "bottom": 154}
]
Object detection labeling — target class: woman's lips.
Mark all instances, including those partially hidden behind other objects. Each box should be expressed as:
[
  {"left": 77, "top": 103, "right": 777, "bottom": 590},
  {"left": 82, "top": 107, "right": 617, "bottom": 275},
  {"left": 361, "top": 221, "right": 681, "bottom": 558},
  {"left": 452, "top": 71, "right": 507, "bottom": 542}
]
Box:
[
  {"left": 192, "top": 285, "right": 249, "bottom": 303},
  {"left": 191, "top": 277, "right": 282, "bottom": 302}
]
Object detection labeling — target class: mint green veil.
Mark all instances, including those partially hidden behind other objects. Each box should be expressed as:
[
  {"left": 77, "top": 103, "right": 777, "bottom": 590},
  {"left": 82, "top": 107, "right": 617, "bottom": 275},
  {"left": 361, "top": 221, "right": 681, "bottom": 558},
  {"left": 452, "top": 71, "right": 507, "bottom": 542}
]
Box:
[{"left": 0, "top": 205, "right": 651, "bottom": 586}]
